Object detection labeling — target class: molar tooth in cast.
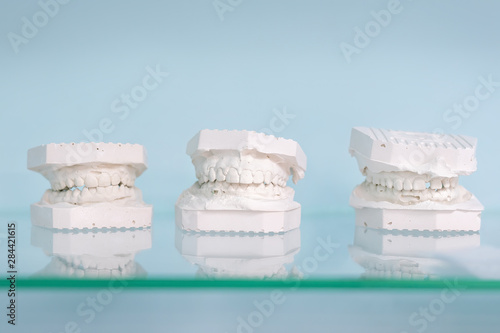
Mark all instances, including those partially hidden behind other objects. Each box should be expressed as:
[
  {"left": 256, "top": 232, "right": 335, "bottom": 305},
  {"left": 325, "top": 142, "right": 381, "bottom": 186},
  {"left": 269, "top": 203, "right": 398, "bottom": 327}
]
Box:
[
  {"left": 75, "top": 177, "right": 85, "bottom": 187},
  {"left": 442, "top": 178, "right": 450, "bottom": 188},
  {"left": 96, "top": 187, "right": 105, "bottom": 194},
  {"left": 394, "top": 179, "right": 404, "bottom": 191},
  {"left": 66, "top": 178, "right": 75, "bottom": 188},
  {"left": 403, "top": 179, "right": 412, "bottom": 191},
  {"left": 413, "top": 178, "right": 426, "bottom": 191},
  {"left": 380, "top": 178, "right": 386, "bottom": 187},
  {"left": 209, "top": 168, "right": 216, "bottom": 182},
  {"left": 264, "top": 171, "right": 272, "bottom": 184},
  {"left": 271, "top": 175, "right": 280, "bottom": 185},
  {"left": 253, "top": 170, "right": 264, "bottom": 184},
  {"left": 89, "top": 188, "right": 97, "bottom": 195},
  {"left": 216, "top": 168, "right": 226, "bottom": 182},
  {"left": 81, "top": 187, "right": 90, "bottom": 199},
  {"left": 111, "top": 174, "right": 120, "bottom": 186},
  {"left": 430, "top": 178, "right": 442, "bottom": 190},
  {"left": 450, "top": 177, "right": 459, "bottom": 187},
  {"left": 226, "top": 168, "right": 239, "bottom": 183},
  {"left": 85, "top": 174, "right": 99, "bottom": 188},
  {"left": 98, "top": 173, "right": 111, "bottom": 187},
  {"left": 72, "top": 188, "right": 81, "bottom": 198},
  {"left": 385, "top": 179, "right": 393, "bottom": 188},
  {"left": 202, "top": 174, "right": 209, "bottom": 183},
  {"left": 240, "top": 170, "right": 253, "bottom": 184}
]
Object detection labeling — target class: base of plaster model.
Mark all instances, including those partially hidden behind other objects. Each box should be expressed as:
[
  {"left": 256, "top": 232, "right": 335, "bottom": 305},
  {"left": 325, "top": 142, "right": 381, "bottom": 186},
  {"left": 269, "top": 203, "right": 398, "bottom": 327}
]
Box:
[
  {"left": 28, "top": 142, "right": 152, "bottom": 229},
  {"left": 175, "top": 130, "right": 307, "bottom": 233},
  {"left": 349, "top": 127, "right": 483, "bottom": 231}
]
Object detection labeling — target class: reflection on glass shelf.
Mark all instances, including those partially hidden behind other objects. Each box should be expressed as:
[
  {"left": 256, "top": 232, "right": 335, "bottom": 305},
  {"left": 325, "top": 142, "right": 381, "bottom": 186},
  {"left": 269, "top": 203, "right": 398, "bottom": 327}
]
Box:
[
  {"left": 175, "top": 227, "right": 301, "bottom": 279},
  {"left": 349, "top": 207, "right": 481, "bottom": 280},
  {"left": 31, "top": 226, "right": 152, "bottom": 278}
]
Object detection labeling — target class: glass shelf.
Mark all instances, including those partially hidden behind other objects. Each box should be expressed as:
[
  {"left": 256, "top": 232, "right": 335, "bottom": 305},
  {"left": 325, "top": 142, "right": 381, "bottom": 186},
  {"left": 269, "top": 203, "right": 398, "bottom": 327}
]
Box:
[{"left": 1, "top": 208, "right": 500, "bottom": 290}]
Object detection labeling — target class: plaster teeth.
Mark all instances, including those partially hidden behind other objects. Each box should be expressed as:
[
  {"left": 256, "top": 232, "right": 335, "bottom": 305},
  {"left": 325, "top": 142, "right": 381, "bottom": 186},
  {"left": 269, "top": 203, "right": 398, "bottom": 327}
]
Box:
[
  {"left": 430, "top": 178, "right": 442, "bottom": 190},
  {"left": 271, "top": 175, "right": 280, "bottom": 185},
  {"left": 85, "top": 174, "right": 98, "bottom": 188},
  {"left": 385, "top": 179, "right": 393, "bottom": 188},
  {"left": 209, "top": 168, "right": 216, "bottom": 182},
  {"left": 264, "top": 171, "right": 272, "bottom": 184},
  {"left": 253, "top": 171, "right": 264, "bottom": 184},
  {"left": 66, "top": 178, "right": 75, "bottom": 188},
  {"left": 216, "top": 168, "right": 225, "bottom": 182},
  {"left": 240, "top": 170, "right": 253, "bottom": 184},
  {"left": 394, "top": 179, "right": 403, "bottom": 191},
  {"left": 98, "top": 173, "right": 111, "bottom": 187},
  {"left": 111, "top": 174, "right": 120, "bottom": 186},
  {"left": 413, "top": 178, "right": 426, "bottom": 191},
  {"left": 226, "top": 168, "right": 239, "bottom": 183},
  {"left": 74, "top": 177, "right": 84, "bottom": 187},
  {"left": 442, "top": 178, "right": 450, "bottom": 188},
  {"left": 450, "top": 177, "right": 458, "bottom": 187},
  {"left": 403, "top": 179, "right": 412, "bottom": 191}
]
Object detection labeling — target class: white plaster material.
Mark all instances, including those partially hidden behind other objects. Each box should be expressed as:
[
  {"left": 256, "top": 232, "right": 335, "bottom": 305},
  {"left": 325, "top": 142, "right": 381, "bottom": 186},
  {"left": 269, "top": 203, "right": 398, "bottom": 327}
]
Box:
[
  {"left": 31, "top": 225, "right": 151, "bottom": 278},
  {"left": 175, "top": 221, "right": 301, "bottom": 279},
  {"left": 349, "top": 221, "right": 480, "bottom": 280},
  {"left": 28, "top": 142, "right": 152, "bottom": 229},
  {"left": 175, "top": 205, "right": 301, "bottom": 233},
  {"left": 349, "top": 127, "right": 483, "bottom": 231},
  {"left": 176, "top": 129, "right": 306, "bottom": 232}
]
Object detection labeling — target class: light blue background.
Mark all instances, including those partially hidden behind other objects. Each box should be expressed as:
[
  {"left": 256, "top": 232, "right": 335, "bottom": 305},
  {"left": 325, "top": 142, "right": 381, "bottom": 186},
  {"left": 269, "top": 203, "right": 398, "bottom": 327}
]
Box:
[{"left": 1, "top": 0, "right": 499, "bottom": 213}]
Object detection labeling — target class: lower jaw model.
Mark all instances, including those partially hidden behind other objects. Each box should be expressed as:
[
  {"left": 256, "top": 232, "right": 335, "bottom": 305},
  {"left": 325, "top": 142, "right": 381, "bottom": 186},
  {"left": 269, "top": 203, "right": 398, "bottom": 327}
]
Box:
[
  {"left": 349, "top": 127, "right": 484, "bottom": 231},
  {"left": 176, "top": 130, "right": 307, "bottom": 233},
  {"left": 28, "top": 142, "right": 152, "bottom": 229}
]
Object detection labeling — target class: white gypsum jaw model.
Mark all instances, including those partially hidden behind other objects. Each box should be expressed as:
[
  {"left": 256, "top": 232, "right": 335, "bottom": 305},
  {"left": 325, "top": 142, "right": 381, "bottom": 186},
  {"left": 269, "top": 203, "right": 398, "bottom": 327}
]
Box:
[
  {"left": 28, "top": 142, "right": 152, "bottom": 229},
  {"left": 349, "top": 127, "right": 483, "bottom": 231},
  {"left": 175, "top": 130, "right": 307, "bottom": 233}
]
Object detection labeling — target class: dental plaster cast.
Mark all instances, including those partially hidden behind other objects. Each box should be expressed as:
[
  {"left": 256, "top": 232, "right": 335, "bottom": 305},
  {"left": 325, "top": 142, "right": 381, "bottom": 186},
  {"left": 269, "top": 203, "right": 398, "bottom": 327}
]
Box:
[
  {"left": 176, "top": 129, "right": 307, "bottom": 232},
  {"left": 175, "top": 218, "right": 301, "bottom": 279},
  {"left": 349, "top": 127, "right": 483, "bottom": 231},
  {"left": 28, "top": 142, "right": 152, "bottom": 229},
  {"left": 349, "top": 209, "right": 480, "bottom": 280},
  {"left": 31, "top": 225, "right": 151, "bottom": 278}
]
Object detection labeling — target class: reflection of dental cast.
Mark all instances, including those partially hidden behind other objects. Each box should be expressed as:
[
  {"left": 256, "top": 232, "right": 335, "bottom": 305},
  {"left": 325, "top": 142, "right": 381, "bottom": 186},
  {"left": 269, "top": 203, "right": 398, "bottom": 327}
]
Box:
[
  {"left": 349, "top": 220, "right": 480, "bottom": 280},
  {"left": 175, "top": 220, "right": 301, "bottom": 279},
  {"left": 28, "top": 142, "right": 152, "bottom": 229},
  {"left": 349, "top": 127, "right": 483, "bottom": 231},
  {"left": 31, "top": 225, "right": 151, "bottom": 278},
  {"left": 176, "top": 129, "right": 307, "bottom": 233}
]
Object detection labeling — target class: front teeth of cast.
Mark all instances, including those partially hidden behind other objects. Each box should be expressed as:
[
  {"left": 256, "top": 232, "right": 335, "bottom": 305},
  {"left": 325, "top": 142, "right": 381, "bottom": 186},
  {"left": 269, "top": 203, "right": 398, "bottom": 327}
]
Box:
[{"left": 51, "top": 170, "right": 136, "bottom": 191}]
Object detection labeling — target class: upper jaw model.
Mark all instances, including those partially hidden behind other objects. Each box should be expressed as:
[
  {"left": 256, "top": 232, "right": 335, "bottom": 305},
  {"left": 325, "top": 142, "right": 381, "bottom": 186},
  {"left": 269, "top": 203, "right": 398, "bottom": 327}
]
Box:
[
  {"left": 28, "top": 142, "right": 152, "bottom": 229},
  {"left": 349, "top": 127, "right": 483, "bottom": 231},
  {"left": 176, "top": 129, "right": 307, "bottom": 233}
]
